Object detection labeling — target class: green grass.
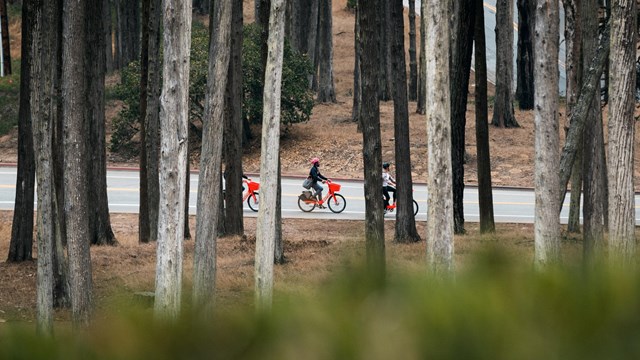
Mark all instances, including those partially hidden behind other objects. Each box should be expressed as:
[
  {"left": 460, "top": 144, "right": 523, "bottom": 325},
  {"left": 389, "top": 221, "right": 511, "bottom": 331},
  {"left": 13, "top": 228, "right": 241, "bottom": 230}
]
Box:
[
  {"left": 2, "top": 254, "right": 640, "bottom": 360},
  {"left": 0, "top": 59, "right": 21, "bottom": 136}
]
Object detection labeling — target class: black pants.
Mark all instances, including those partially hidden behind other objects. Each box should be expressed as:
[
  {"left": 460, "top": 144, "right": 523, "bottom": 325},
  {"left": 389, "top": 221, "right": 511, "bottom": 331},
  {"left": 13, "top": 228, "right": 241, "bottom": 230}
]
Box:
[{"left": 383, "top": 186, "right": 396, "bottom": 207}]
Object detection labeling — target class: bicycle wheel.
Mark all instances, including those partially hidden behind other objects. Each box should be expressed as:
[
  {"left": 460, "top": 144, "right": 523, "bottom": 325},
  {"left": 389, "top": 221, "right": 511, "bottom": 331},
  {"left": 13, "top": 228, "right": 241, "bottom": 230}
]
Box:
[
  {"left": 412, "top": 199, "right": 419, "bottom": 216},
  {"left": 247, "top": 192, "right": 259, "bottom": 212},
  {"left": 328, "top": 194, "right": 347, "bottom": 213},
  {"left": 298, "top": 197, "right": 316, "bottom": 212}
]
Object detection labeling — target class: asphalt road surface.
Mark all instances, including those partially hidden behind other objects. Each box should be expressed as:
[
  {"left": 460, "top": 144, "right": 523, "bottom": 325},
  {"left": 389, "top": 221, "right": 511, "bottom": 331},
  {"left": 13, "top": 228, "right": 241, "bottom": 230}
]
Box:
[{"left": 1, "top": 167, "right": 638, "bottom": 225}]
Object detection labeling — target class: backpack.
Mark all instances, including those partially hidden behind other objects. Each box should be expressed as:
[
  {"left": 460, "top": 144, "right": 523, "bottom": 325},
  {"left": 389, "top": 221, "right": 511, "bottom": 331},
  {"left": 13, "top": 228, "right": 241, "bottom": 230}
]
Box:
[{"left": 302, "top": 177, "right": 313, "bottom": 189}]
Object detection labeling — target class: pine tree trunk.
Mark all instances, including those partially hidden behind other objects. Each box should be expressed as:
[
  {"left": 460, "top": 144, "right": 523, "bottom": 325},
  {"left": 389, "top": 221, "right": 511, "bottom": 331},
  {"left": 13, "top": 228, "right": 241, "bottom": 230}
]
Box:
[
  {"left": 607, "top": 0, "right": 637, "bottom": 263},
  {"left": 450, "top": 0, "right": 475, "bottom": 235},
  {"left": 87, "top": 0, "right": 116, "bottom": 246},
  {"left": 222, "top": 0, "right": 244, "bottom": 236},
  {"left": 533, "top": 0, "right": 561, "bottom": 267},
  {"left": 0, "top": 0, "right": 12, "bottom": 75},
  {"left": 184, "top": 157, "right": 191, "bottom": 240},
  {"left": 516, "top": 0, "right": 535, "bottom": 110},
  {"left": 357, "top": 0, "right": 385, "bottom": 279},
  {"left": 581, "top": 0, "right": 606, "bottom": 263},
  {"left": 8, "top": 0, "right": 35, "bottom": 262},
  {"left": 426, "top": 0, "right": 453, "bottom": 275},
  {"left": 193, "top": 0, "right": 231, "bottom": 313},
  {"left": 564, "top": 0, "right": 582, "bottom": 233},
  {"left": 316, "top": 0, "right": 336, "bottom": 102},
  {"left": 306, "top": 0, "right": 318, "bottom": 89},
  {"left": 274, "top": 157, "right": 284, "bottom": 264},
  {"left": 408, "top": 0, "right": 417, "bottom": 101},
  {"left": 416, "top": 0, "right": 426, "bottom": 114},
  {"left": 154, "top": 0, "right": 192, "bottom": 320},
  {"left": 474, "top": 0, "right": 495, "bottom": 234},
  {"left": 351, "top": 5, "right": 361, "bottom": 128},
  {"left": 145, "top": 0, "right": 162, "bottom": 243},
  {"left": 62, "top": 0, "right": 93, "bottom": 327},
  {"left": 255, "top": 0, "right": 285, "bottom": 312},
  {"left": 492, "top": 0, "right": 519, "bottom": 127},
  {"left": 31, "top": 0, "right": 56, "bottom": 334},
  {"left": 104, "top": 0, "right": 113, "bottom": 73},
  {"left": 139, "top": 0, "right": 151, "bottom": 243},
  {"left": 390, "top": 0, "right": 419, "bottom": 243},
  {"left": 377, "top": 1, "right": 391, "bottom": 101}
]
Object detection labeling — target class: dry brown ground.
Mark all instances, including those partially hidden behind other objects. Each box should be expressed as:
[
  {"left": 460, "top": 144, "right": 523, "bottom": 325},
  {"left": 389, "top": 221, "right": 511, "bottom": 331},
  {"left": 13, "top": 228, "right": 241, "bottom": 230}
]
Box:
[{"left": 0, "top": 0, "right": 637, "bottom": 323}]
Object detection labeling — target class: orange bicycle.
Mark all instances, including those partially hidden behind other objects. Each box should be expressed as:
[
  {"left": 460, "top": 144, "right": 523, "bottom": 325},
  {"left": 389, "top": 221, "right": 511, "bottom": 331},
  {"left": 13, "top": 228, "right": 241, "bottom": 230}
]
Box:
[
  {"left": 298, "top": 180, "right": 346, "bottom": 213},
  {"left": 383, "top": 188, "right": 418, "bottom": 216},
  {"left": 243, "top": 178, "right": 260, "bottom": 212}
]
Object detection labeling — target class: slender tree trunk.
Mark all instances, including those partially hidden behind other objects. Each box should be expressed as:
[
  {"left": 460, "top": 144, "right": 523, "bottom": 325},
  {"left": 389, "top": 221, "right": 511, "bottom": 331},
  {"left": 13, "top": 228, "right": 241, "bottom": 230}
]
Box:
[
  {"left": 516, "top": 0, "right": 535, "bottom": 110},
  {"left": 104, "top": 0, "right": 113, "bottom": 73},
  {"left": 426, "top": 0, "right": 453, "bottom": 275},
  {"left": 475, "top": 0, "right": 495, "bottom": 233},
  {"left": 390, "top": 0, "right": 419, "bottom": 243},
  {"left": 416, "top": 0, "right": 426, "bottom": 114},
  {"left": 306, "top": 0, "right": 318, "bottom": 89},
  {"left": 145, "top": 0, "right": 162, "bottom": 243},
  {"left": 357, "top": 0, "right": 385, "bottom": 279},
  {"left": 62, "top": 0, "right": 93, "bottom": 327},
  {"left": 607, "top": 0, "right": 637, "bottom": 263},
  {"left": 8, "top": 0, "right": 35, "bottom": 262},
  {"left": 377, "top": 0, "right": 391, "bottom": 101},
  {"left": 223, "top": 0, "right": 244, "bottom": 236},
  {"left": 533, "top": 0, "right": 561, "bottom": 268},
  {"left": 31, "top": 0, "right": 56, "bottom": 335},
  {"left": 193, "top": 0, "right": 231, "bottom": 314},
  {"left": 255, "top": 0, "right": 285, "bottom": 312},
  {"left": 351, "top": 5, "right": 361, "bottom": 128},
  {"left": 558, "top": 20, "right": 610, "bottom": 207},
  {"left": 274, "top": 157, "right": 285, "bottom": 264},
  {"left": 184, "top": 157, "right": 191, "bottom": 240},
  {"left": 408, "top": 0, "right": 417, "bottom": 101},
  {"left": 581, "top": 0, "right": 606, "bottom": 263},
  {"left": 87, "top": 0, "right": 116, "bottom": 246},
  {"left": 154, "top": 0, "right": 192, "bottom": 321},
  {"left": 0, "top": 0, "right": 11, "bottom": 75},
  {"left": 316, "top": 0, "right": 336, "bottom": 102},
  {"left": 492, "top": 0, "right": 519, "bottom": 127},
  {"left": 450, "top": 0, "right": 475, "bottom": 235},
  {"left": 564, "top": 0, "right": 582, "bottom": 233},
  {"left": 139, "top": 0, "right": 151, "bottom": 243},
  {"left": 116, "top": 0, "right": 140, "bottom": 68}
]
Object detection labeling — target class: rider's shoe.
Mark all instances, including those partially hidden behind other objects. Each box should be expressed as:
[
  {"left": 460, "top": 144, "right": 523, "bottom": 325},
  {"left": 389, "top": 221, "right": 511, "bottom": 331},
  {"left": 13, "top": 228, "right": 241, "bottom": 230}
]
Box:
[{"left": 318, "top": 204, "right": 326, "bottom": 209}]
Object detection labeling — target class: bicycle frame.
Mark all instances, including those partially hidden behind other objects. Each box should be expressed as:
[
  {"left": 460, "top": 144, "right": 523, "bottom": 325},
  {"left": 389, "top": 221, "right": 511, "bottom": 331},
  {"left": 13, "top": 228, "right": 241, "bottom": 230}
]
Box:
[
  {"left": 304, "top": 181, "right": 340, "bottom": 205},
  {"left": 242, "top": 179, "right": 259, "bottom": 202}
]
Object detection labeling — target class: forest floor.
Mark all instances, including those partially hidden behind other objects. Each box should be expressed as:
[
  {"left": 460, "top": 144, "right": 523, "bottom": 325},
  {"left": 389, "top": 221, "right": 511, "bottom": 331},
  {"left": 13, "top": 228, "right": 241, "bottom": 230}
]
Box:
[{"left": 0, "top": 0, "right": 638, "bottom": 324}]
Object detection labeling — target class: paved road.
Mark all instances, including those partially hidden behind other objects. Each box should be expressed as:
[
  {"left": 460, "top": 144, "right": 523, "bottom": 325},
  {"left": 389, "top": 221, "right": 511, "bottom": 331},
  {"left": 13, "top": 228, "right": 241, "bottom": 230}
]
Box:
[{"left": 1, "top": 167, "right": 639, "bottom": 225}]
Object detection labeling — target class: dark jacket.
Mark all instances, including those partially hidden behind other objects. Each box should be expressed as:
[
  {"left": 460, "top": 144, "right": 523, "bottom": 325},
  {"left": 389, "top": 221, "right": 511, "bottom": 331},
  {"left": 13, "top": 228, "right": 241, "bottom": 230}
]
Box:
[{"left": 309, "top": 165, "right": 327, "bottom": 183}]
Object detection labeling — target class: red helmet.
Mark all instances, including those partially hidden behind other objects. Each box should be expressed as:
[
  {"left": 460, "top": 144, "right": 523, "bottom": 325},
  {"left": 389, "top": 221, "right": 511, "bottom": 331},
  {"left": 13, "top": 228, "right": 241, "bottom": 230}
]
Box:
[{"left": 310, "top": 157, "right": 320, "bottom": 165}]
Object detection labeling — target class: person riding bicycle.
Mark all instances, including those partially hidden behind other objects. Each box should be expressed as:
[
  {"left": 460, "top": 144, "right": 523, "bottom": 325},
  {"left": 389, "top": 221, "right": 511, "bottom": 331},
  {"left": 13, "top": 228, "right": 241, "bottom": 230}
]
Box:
[
  {"left": 308, "top": 157, "right": 328, "bottom": 208},
  {"left": 382, "top": 162, "right": 397, "bottom": 209}
]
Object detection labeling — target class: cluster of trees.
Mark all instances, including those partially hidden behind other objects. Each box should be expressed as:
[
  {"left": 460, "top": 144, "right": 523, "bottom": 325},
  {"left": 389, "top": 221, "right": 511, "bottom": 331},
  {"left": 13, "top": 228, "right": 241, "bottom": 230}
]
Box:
[{"left": 3, "top": 0, "right": 638, "bottom": 333}]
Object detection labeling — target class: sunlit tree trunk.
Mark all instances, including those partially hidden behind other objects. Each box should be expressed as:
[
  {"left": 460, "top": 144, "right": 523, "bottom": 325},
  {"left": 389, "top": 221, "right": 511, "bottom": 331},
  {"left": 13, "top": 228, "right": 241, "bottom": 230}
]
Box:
[
  {"left": 155, "top": 0, "right": 192, "bottom": 320},
  {"left": 193, "top": 0, "right": 231, "bottom": 314},
  {"left": 255, "top": 0, "right": 285, "bottom": 312},
  {"left": 533, "top": 0, "right": 561, "bottom": 267},
  {"left": 492, "top": 0, "right": 519, "bottom": 127},
  {"left": 607, "top": 0, "right": 636, "bottom": 263}
]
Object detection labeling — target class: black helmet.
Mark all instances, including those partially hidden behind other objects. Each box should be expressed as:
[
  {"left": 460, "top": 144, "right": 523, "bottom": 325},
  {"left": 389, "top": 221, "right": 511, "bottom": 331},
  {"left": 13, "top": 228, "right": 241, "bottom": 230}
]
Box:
[{"left": 382, "top": 162, "right": 390, "bottom": 169}]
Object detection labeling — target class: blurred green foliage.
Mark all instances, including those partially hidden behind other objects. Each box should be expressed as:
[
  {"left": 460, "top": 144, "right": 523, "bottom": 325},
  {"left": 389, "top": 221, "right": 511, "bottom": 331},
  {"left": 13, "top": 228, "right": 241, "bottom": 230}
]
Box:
[
  {"left": 346, "top": 0, "right": 356, "bottom": 10},
  {"left": 3, "top": 253, "right": 640, "bottom": 359},
  {"left": 0, "top": 60, "right": 21, "bottom": 136},
  {"left": 110, "top": 22, "right": 313, "bottom": 157}
]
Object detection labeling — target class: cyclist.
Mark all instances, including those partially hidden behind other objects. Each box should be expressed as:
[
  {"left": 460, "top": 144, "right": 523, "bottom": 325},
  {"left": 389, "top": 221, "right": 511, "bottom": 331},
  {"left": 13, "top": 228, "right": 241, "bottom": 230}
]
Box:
[
  {"left": 382, "top": 162, "right": 396, "bottom": 210},
  {"left": 308, "top": 157, "right": 328, "bottom": 208}
]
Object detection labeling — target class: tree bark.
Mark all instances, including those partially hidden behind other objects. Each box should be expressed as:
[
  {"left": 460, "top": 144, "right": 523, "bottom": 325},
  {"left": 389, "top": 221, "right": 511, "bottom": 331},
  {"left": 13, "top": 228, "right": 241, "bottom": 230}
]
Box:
[
  {"left": 139, "top": 0, "right": 151, "bottom": 243},
  {"left": 8, "top": 0, "right": 35, "bottom": 262},
  {"left": 426, "top": 0, "right": 453, "bottom": 275},
  {"left": 306, "top": 0, "right": 318, "bottom": 89},
  {"left": 0, "top": 0, "right": 11, "bottom": 75},
  {"left": 104, "top": 0, "right": 113, "bottom": 73},
  {"left": 274, "top": 157, "right": 285, "bottom": 264},
  {"left": 223, "top": 0, "right": 244, "bottom": 236},
  {"left": 377, "top": 0, "right": 391, "bottom": 101},
  {"left": 408, "top": 0, "right": 417, "bottom": 101},
  {"left": 390, "top": 0, "right": 419, "bottom": 243},
  {"left": 357, "top": 0, "right": 385, "bottom": 279},
  {"left": 492, "top": 0, "right": 519, "bottom": 127},
  {"left": 316, "top": 0, "right": 336, "bottom": 102},
  {"left": 115, "top": 0, "right": 140, "bottom": 68},
  {"left": 193, "top": 0, "right": 231, "bottom": 314},
  {"left": 607, "top": 0, "right": 636, "bottom": 263},
  {"left": 416, "top": 0, "right": 426, "bottom": 114},
  {"left": 351, "top": 5, "right": 361, "bottom": 129},
  {"left": 255, "top": 0, "right": 285, "bottom": 312},
  {"left": 145, "top": 0, "right": 162, "bottom": 243},
  {"left": 474, "top": 0, "right": 495, "bottom": 234},
  {"left": 564, "top": 0, "right": 582, "bottom": 233},
  {"left": 154, "top": 0, "right": 192, "bottom": 321},
  {"left": 31, "top": 0, "right": 56, "bottom": 335},
  {"left": 450, "top": 0, "right": 475, "bottom": 235},
  {"left": 558, "top": 20, "right": 610, "bottom": 208},
  {"left": 533, "top": 0, "right": 561, "bottom": 267},
  {"left": 87, "top": 0, "right": 116, "bottom": 246},
  {"left": 516, "top": 0, "right": 535, "bottom": 110},
  {"left": 62, "top": 0, "right": 93, "bottom": 327}
]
